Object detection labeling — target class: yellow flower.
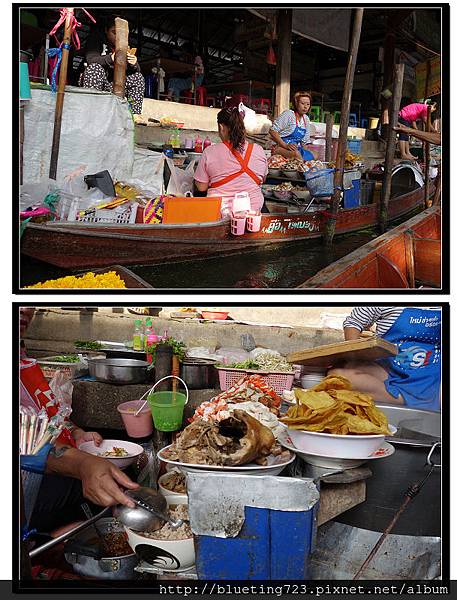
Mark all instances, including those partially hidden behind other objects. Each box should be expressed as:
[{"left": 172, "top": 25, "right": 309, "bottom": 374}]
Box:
[{"left": 26, "top": 271, "right": 126, "bottom": 289}]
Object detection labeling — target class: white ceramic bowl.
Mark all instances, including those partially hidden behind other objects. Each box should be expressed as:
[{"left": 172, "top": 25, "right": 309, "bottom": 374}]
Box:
[
  {"left": 158, "top": 471, "right": 188, "bottom": 497},
  {"left": 300, "top": 374, "right": 326, "bottom": 389},
  {"left": 287, "top": 425, "right": 396, "bottom": 459},
  {"left": 124, "top": 495, "right": 194, "bottom": 571},
  {"left": 78, "top": 439, "right": 143, "bottom": 469}
]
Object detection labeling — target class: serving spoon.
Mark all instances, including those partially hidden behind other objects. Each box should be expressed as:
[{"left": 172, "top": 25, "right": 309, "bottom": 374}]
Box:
[{"left": 115, "top": 487, "right": 183, "bottom": 532}]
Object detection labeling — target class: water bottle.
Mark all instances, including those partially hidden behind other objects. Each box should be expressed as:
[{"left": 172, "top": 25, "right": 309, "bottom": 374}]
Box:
[{"left": 133, "top": 319, "right": 144, "bottom": 351}]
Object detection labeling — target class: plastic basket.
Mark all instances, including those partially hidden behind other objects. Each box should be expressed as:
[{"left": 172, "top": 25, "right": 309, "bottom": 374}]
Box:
[
  {"left": 304, "top": 168, "right": 335, "bottom": 197},
  {"left": 37, "top": 356, "right": 87, "bottom": 380},
  {"left": 216, "top": 367, "right": 295, "bottom": 394},
  {"left": 68, "top": 202, "right": 138, "bottom": 224},
  {"left": 347, "top": 139, "right": 362, "bottom": 154},
  {"left": 343, "top": 168, "right": 362, "bottom": 190}
]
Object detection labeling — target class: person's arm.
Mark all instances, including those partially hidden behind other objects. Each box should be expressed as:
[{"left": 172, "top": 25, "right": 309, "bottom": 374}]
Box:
[
  {"left": 194, "top": 151, "right": 210, "bottom": 192},
  {"left": 46, "top": 445, "right": 139, "bottom": 507},
  {"left": 411, "top": 120, "right": 418, "bottom": 130},
  {"left": 195, "top": 180, "right": 209, "bottom": 192},
  {"left": 70, "top": 425, "right": 103, "bottom": 448},
  {"left": 344, "top": 327, "right": 362, "bottom": 341},
  {"left": 84, "top": 32, "right": 114, "bottom": 68},
  {"left": 269, "top": 128, "right": 292, "bottom": 150},
  {"left": 301, "top": 115, "right": 311, "bottom": 146}
]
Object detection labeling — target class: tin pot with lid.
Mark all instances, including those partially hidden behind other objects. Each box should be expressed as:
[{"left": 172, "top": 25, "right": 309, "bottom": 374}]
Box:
[
  {"left": 64, "top": 517, "right": 138, "bottom": 580},
  {"left": 335, "top": 405, "right": 441, "bottom": 537},
  {"left": 180, "top": 358, "right": 217, "bottom": 389}
]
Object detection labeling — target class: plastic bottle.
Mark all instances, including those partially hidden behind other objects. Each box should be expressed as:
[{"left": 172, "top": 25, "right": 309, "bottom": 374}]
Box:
[
  {"left": 133, "top": 319, "right": 144, "bottom": 351},
  {"left": 194, "top": 134, "right": 203, "bottom": 153},
  {"left": 203, "top": 136, "right": 212, "bottom": 149},
  {"left": 144, "top": 317, "right": 159, "bottom": 350},
  {"left": 172, "top": 128, "right": 181, "bottom": 149}
]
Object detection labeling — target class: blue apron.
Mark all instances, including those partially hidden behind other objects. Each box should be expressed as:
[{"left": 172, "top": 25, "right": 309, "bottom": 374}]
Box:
[
  {"left": 379, "top": 308, "right": 441, "bottom": 411},
  {"left": 281, "top": 114, "right": 314, "bottom": 161}
]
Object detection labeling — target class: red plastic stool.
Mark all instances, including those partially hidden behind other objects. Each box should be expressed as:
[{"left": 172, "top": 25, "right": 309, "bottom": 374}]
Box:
[
  {"left": 196, "top": 86, "right": 207, "bottom": 106},
  {"left": 256, "top": 98, "right": 271, "bottom": 113},
  {"left": 181, "top": 90, "right": 193, "bottom": 104}
]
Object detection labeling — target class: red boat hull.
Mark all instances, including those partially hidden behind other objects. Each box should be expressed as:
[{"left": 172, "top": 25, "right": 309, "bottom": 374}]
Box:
[
  {"left": 300, "top": 206, "right": 441, "bottom": 289},
  {"left": 21, "top": 186, "right": 429, "bottom": 269}
]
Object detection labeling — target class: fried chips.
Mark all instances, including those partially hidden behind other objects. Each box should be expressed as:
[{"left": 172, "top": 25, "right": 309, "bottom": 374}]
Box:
[{"left": 280, "top": 376, "right": 390, "bottom": 435}]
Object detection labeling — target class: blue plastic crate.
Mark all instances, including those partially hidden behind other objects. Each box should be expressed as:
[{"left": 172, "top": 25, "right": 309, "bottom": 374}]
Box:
[
  {"left": 343, "top": 178, "right": 361, "bottom": 208},
  {"left": 195, "top": 506, "right": 315, "bottom": 580},
  {"left": 347, "top": 139, "right": 362, "bottom": 154}
]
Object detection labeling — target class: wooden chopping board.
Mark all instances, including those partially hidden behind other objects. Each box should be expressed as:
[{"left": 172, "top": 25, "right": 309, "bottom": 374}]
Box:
[{"left": 287, "top": 337, "right": 397, "bottom": 367}]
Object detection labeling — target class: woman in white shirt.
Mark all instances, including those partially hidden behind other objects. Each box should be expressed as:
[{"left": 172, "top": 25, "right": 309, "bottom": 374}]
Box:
[{"left": 269, "top": 91, "right": 314, "bottom": 160}]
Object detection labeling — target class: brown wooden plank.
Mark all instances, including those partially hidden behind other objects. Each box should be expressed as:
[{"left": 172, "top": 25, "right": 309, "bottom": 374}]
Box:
[{"left": 287, "top": 337, "right": 398, "bottom": 367}]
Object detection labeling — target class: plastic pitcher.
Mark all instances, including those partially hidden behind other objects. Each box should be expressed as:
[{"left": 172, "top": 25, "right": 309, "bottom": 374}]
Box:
[
  {"left": 246, "top": 212, "right": 261, "bottom": 232},
  {"left": 231, "top": 213, "right": 246, "bottom": 236},
  {"left": 232, "top": 192, "right": 251, "bottom": 214},
  {"left": 147, "top": 376, "right": 189, "bottom": 432},
  {"left": 117, "top": 399, "right": 153, "bottom": 438}
]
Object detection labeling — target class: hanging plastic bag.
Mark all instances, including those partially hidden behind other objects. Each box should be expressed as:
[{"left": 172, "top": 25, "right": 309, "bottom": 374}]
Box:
[
  {"left": 165, "top": 157, "right": 196, "bottom": 196},
  {"left": 238, "top": 101, "right": 257, "bottom": 133}
]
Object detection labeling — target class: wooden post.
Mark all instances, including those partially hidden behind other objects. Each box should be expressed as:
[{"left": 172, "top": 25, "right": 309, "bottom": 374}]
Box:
[
  {"left": 380, "top": 18, "right": 396, "bottom": 139},
  {"left": 274, "top": 9, "right": 292, "bottom": 115},
  {"left": 424, "top": 104, "right": 432, "bottom": 208},
  {"left": 379, "top": 63, "right": 404, "bottom": 233},
  {"left": 113, "top": 17, "right": 129, "bottom": 99},
  {"left": 324, "top": 8, "right": 364, "bottom": 247},
  {"left": 19, "top": 102, "right": 25, "bottom": 185},
  {"left": 48, "top": 8, "right": 73, "bottom": 180},
  {"left": 325, "top": 113, "right": 334, "bottom": 162},
  {"left": 432, "top": 164, "right": 441, "bottom": 206}
]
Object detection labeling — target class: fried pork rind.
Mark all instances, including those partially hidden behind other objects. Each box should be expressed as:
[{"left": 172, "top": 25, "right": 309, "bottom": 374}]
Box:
[{"left": 280, "top": 375, "right": 390, "bottom": 435}]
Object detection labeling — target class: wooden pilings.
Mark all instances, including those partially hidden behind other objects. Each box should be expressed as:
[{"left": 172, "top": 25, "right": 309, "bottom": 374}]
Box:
[
  {"left": 113, "top": 17, "right": 129, "bottom": 99},
  {"left": 274, "top": 9, "right": 292, "bottom": 117},
  {"left": 379, "top": 63, "right": 404, "bottom": 233},
  {"left": 325, "top": 113, "right": 334, "bottom": 163},
  {"left": 324, "top": 8, "right": 364, "bottom": 247},
  {"left": 48, "top": 8, "right": 74, "bottom": 180}
]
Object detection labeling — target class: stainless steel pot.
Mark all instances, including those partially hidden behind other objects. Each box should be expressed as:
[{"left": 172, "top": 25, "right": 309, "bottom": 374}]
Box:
[
  {"left": 88, "top": 358, "right": 150, "bottom": 385},
  {"left": 336, "top": 405, "right": 441, "bottom": 537},
  {"left": 64, "top": 518, "right": 138, "bottom": 580},
  {"left": 180, "top": 359, "right": 217, "bottom": 390}
]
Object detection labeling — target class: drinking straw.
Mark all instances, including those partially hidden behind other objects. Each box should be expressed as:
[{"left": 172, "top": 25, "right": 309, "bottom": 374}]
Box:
[{"left": 26, "top": 414, "right": 37, "bottom": 455}]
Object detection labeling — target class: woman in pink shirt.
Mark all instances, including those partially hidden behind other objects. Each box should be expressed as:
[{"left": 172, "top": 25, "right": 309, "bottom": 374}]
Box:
[
  {"left": 397, "top": 101, "right": 437, "bottom": 160},
  {"left": 194, "top": 107, "right": 268, "bottom": 216}
]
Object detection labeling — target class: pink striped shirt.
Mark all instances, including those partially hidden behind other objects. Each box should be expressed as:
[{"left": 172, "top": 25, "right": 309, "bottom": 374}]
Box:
[{"left": 399, "top": 103, "right": 428, "bottom": 123}]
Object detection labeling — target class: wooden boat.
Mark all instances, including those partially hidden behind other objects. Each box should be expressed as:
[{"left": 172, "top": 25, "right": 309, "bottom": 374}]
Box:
[
  {"left": 26, "top": 265, "right": 153, "bottom": 289},
  {"left": 299, "top": 206, "right": 441, "bottom": 289},
  {"left": 21, "top": 185, "right": 432, "bottom": 270}
]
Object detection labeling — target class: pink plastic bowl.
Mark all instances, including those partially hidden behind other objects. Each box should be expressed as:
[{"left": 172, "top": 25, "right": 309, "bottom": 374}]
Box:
[{"left": 201, "top": 311, "right": 229, "bottom": 320}]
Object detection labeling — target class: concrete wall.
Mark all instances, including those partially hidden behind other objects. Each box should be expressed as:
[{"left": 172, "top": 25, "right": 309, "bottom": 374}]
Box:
[{"left": 23, "top": 307, "right": 349, "bottom": 357}]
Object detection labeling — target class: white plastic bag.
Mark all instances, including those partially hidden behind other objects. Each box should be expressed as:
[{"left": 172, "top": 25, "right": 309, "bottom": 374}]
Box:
[
  {"left": 165, "top": 157, "right": 195, "bottom": 196},
  {"left": 20, "top": 179, "right": 59, "bottom": 211},
  {"left": 239, "top": 101, "right": 257, "bottom": 133},
  {"left": 132, "top": 149, "right": 165, "bottom": 195}
]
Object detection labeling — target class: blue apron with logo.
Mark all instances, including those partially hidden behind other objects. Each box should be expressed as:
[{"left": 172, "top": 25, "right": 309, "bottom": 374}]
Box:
[
  {"left": 379, "top": 308, "right": 441, "bottom": 411},
  {"left": 281, "top": 114, "right": 314, "bottom": 161}
]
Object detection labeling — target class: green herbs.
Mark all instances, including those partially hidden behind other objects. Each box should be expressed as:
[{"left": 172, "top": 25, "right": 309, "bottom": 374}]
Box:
[
  {"left": 74, "top": 340, "right": 103, "bottom": 350},
  {"left": 227, "top": 359, "right": 260, "bottom": 370},
  {"left": 51, "top": 355, "right": 81, "bottom": 363},
  {"left": 227, "top": 353, "right": 294, "bottom": 372},
  {"left": 146, "top": 337, "right": 187, "bottom": 366}
]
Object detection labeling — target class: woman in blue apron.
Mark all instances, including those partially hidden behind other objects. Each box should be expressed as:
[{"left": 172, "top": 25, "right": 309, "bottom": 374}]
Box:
[
  {"left": 269, "top": 91, "right": 314, "bottom": 161},
  {"left": 328, "top": 307, "right": 441, "bottom": 412}
]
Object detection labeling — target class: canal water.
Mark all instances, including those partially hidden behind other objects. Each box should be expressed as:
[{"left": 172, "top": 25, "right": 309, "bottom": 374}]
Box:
[{"left": 21, "top": 227, "right": 382, "bottom": 289}]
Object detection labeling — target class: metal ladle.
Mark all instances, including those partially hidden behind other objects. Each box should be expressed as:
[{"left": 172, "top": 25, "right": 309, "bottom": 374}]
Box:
[{"left": 115, "top": 487, "right": 183, "bottom": 533}]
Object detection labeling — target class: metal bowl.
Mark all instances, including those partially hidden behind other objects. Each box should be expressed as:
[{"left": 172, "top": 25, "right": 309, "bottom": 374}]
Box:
[
  {"left": 273, "top": 189, "right": 293, "bottom": 201},
  {"left": 281, "top": 169, "right": 302, "bottom": 180},
  {"left": 291, "top": 187, "right": 310, "bottom": 200},
  {"left": 268, "top": 167, "right": 283, "bottom": 177},
  {"left": 88, "top": 358, "right": 150, "bottom": 385}
]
